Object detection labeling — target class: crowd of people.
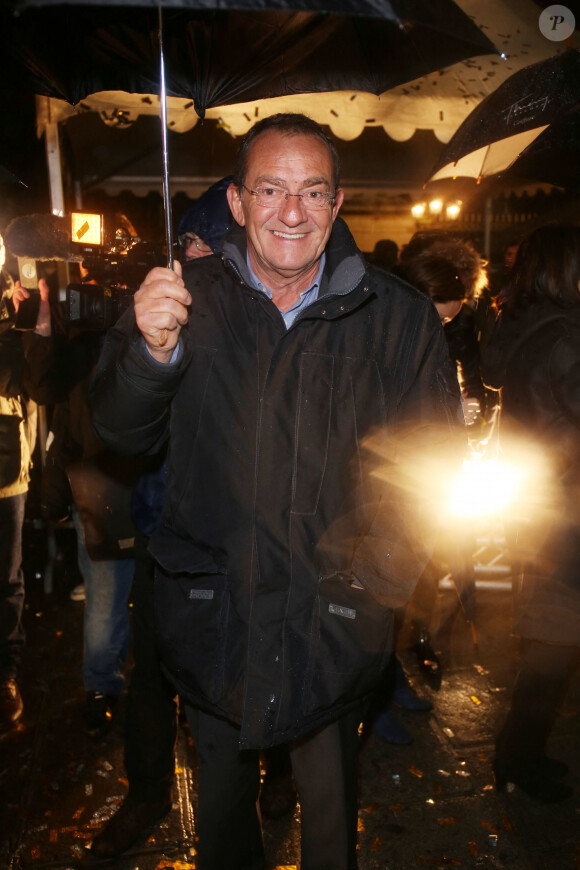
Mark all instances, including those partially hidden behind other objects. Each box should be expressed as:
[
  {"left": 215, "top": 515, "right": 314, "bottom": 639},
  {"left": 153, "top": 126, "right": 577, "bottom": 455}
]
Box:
[{"left": 1, "top": 112, "right": 579, "bottom": 868}]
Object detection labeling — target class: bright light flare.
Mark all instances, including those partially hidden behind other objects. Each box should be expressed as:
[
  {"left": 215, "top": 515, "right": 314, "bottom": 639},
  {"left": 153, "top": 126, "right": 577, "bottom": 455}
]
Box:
[{"left": 446, "top": 456, "right": 523, "bottom": 519}]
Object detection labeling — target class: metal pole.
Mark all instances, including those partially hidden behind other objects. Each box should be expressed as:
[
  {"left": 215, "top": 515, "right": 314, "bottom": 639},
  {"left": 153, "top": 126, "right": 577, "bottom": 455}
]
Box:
[
  {"left": 40, "top": 95, "right": 66, "bottom": 217},
  {"left": 483, "top": 194, "right": 492, "bottom": 262},
  {"left": 158, "top": 7, "right": 174, "bottom": 270}
]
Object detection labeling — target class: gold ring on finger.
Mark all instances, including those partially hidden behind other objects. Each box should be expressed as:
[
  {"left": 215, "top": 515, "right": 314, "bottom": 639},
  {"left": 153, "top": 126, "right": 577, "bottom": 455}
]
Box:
[{"left": 158, "top": 328, "right": 169, "bottom": 348}]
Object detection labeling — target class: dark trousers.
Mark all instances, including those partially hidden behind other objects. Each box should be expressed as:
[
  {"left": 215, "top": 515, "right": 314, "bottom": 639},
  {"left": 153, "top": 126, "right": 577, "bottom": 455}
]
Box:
[
  {"left": 185, "top": 703, "right": 362, "bottom": 870},
  {"left": 124, "top": 532, "right": 178, "bottom": 802},
  {"left": 0, "top": 493, "right": 27, "bottom": 679},
  {"left": 497, "top": 638, "right": 578, "bottom": 763}
]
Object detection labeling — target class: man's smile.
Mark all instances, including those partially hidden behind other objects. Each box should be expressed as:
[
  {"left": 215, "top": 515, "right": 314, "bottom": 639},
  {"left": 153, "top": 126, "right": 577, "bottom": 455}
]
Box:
[{"left": 272, "top": 230, "right": 307, "bottom": 240}]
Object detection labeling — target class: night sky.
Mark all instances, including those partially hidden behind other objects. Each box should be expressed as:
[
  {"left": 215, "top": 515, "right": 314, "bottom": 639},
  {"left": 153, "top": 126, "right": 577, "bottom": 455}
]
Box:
[{"left": 0, "top": 91, "right": 50, "bottom": 228}]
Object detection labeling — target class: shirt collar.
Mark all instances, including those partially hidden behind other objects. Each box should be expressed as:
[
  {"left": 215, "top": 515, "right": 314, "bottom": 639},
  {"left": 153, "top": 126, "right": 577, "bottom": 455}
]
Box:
[
  {"left": 246, "top": 251, "right": 325, "bottom": 299},
  {"left": 246, "top": 252, "right": 325, "bottom": 329}
]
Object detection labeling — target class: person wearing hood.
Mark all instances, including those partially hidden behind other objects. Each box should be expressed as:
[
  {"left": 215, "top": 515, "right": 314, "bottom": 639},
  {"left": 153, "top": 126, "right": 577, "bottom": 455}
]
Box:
[{"left": 177, "top": 176, "right": 233, "bottom": 262}]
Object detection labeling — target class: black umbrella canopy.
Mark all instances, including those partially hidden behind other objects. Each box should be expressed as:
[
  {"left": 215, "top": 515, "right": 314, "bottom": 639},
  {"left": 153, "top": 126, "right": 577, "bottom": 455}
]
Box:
[
  {"left": 3, "top": 1, "right": 498, "bottom": 115},
  {"left": 503, "top": 109, "right": 580, "bottom": 191},
  {"left": 429, "top": 48, "right": 580, "bottom": 182},
  {"left": 13, "top": 0, "right": 428, "bottom": 10}
]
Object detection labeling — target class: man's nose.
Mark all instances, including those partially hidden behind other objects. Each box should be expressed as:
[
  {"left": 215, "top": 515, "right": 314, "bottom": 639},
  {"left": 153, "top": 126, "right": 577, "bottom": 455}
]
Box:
[{"left": 279, "top": 193, "right": 307, "bottom": 221}]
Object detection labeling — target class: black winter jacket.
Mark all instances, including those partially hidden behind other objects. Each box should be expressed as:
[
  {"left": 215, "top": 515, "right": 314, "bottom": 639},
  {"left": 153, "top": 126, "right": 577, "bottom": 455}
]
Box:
[
  {"left": 91, "top": 218, "right": 463, "bottom": 747},
  {"left": 481, "top": 301, "right": 580, "bottom": 645}
]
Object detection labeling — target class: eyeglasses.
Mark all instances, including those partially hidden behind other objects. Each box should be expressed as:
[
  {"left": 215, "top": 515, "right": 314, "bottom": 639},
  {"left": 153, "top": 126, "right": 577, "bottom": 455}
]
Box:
[
  {"left": 178, "top": 233, "right": 212, "bottom": 253},
  {"left": 242, "top": 185, "right": 335, "bottom": 210}
]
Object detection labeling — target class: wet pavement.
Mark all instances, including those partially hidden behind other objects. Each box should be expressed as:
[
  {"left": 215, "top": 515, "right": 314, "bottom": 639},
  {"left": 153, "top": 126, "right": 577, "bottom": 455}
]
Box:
[{"left": 1, "top": 520, "right": 580, "bottom": 870}]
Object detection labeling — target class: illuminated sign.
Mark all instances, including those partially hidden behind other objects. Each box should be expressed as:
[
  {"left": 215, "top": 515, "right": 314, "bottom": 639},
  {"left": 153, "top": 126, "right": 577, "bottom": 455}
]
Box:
[{"left": 71, "top": 213, "right": 103, "bottom": 246}]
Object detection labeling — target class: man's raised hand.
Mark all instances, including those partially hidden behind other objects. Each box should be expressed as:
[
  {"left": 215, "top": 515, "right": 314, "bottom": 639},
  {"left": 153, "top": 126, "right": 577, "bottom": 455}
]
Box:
[{"left": 134, "top": 261, "right": 191, "bottom": 363}]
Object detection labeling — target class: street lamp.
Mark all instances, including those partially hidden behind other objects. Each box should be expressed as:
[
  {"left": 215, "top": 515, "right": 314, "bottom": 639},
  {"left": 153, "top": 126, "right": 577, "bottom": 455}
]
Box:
[
  {"left": 411, "top": 198, "right": 462, "bottom": 224},
  {"left": 411, "top": 203, "right": 426, "bottom": 219}
]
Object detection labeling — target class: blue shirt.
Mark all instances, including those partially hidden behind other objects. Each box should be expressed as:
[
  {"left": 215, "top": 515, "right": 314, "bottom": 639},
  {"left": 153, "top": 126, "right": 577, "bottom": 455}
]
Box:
[{"left": 247, "top": 253, "right": 326, "bottom": 329}]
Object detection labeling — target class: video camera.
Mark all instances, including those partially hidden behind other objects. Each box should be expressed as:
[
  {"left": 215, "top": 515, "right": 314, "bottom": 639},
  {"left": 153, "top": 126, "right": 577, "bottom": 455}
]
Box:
[{"left": 4, "top": 212, "right": 167, "bottom": 331}]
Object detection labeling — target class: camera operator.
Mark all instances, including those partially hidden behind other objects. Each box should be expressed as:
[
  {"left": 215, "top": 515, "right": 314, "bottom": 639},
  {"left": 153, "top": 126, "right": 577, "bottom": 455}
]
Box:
[
  {"left": 4, "top": 210, "right": 157, "bottom": 738},
  {"left": 0, "top": 235, "right": 55, "bottom": 731}
]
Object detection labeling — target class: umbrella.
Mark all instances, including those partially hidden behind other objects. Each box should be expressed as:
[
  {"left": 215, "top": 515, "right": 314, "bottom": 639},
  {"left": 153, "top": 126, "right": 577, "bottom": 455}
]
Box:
[
  {"left": 4, "top": 1, "right": 497, "bottom": 113},
  {"left": 501, "top": 110, "right": 580, "bottom": 190},
  {"left": 1, "top": 0, "right": 497, "bottom": 260},
  {"left": 428, "top": 48, "right": 580, "bottom": 185}
]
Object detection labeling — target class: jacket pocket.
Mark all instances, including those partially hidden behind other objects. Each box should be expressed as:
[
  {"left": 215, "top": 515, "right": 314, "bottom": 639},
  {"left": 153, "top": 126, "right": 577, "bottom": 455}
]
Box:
[
  {"left": 302, "top": 572, "right": 393, "bottom": 717},
  {"left": 154, "top": 566, "right": 230, "bottom": 705}
]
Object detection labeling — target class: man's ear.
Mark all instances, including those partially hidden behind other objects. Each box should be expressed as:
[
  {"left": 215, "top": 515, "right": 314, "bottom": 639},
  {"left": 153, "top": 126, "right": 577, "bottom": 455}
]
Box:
[
  {"left": 227, "top": 183, "right": 246, "bottom": 227},
  {"left": 332, "top": 187, "right": 345, "bottom": 221}
]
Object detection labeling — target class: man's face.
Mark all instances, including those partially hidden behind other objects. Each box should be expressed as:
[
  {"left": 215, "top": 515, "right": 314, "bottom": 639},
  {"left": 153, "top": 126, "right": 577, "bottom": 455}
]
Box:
[{"left": 228, "top": 131, "right": 343, "bottom": 285}]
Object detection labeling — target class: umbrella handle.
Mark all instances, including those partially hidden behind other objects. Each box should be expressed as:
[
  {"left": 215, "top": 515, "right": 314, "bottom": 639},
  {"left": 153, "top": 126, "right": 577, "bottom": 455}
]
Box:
[{"left": 158, "top": 6, "right": 174, "bottom": 270}]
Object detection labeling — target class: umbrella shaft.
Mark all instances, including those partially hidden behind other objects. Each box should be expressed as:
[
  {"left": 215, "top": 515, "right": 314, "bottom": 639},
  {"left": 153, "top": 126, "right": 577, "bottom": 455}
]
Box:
[{"left": 159, "top": 7, "right": 173, "bottom": 270}]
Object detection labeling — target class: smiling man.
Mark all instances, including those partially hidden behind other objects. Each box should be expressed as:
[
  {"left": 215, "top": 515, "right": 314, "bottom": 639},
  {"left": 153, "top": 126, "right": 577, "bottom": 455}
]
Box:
[
  {"left": 227, "top": 124, "right": 344, "bottom": 312},
  {"left": 91, "top": 113, "right": 463, "bottom": 870}
]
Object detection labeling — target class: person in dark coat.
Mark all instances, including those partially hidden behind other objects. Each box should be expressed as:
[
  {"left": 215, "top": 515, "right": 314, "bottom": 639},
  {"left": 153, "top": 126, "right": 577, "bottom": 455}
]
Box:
[
  {"left": 90, "top": 113, "right": 463, "bottom": 870},
  {"left": 391, "top": 243, "right": 487, "bottom": 686},
  {"left": 481, "top": 223, "right": 580, "bottom": 803},
  {"left": 399, "top": 230, "right": 490, "bottom": 421},
  {"left": 0, "top": 259, "right": 54, "bottom": 730},
  {"left": 368, "top": 253, "right": 476, "bottom": 744},
  {"left": 177, "top": 176, "right": 233, "bottom": 261}
]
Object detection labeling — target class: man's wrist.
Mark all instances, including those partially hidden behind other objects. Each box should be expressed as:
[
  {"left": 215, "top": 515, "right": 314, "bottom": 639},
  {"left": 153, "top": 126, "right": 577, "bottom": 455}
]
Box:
[{"left": 143, "top": 337, "right": 181, "bottom": 365}]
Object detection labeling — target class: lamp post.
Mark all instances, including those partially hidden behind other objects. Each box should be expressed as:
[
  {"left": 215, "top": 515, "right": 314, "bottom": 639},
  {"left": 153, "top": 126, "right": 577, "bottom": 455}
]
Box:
[
  {"left": 428, "top": 198, "right": 443, "bottom": 218},
  {"left": 411, "top": 198, "right": 461, "bottom": 228}
]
